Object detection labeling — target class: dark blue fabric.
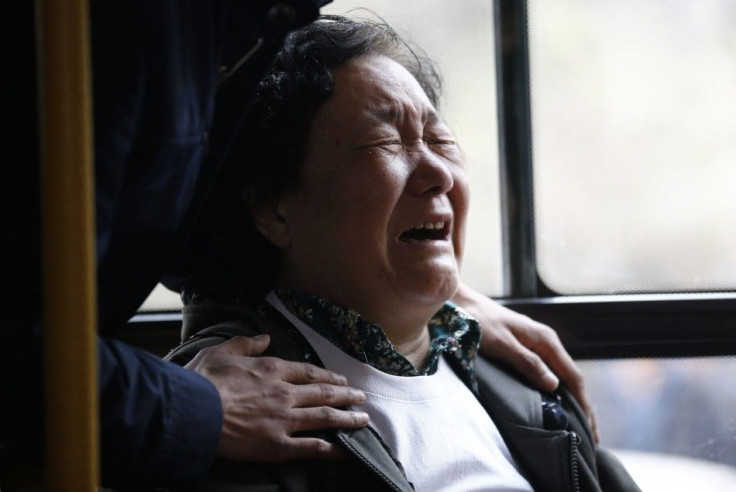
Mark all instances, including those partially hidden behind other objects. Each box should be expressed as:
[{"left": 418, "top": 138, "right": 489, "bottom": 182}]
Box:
[
  {"left": 98, "top": 338, "right": 222, "bottom": 485},
  {"left": 2, "top": 0, "right": 327, "bottom": 486}
]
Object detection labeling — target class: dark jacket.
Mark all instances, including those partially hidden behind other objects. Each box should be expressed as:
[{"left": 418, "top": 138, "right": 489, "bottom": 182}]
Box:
[
  {"left": 3, "top": 1, "right": 327, "bottom": 487},
  {"left": 165, "top": 300, "right": 641, "bottom": 492}
]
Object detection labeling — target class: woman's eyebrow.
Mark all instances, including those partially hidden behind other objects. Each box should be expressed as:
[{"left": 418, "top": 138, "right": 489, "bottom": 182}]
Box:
[
  {"left": 366, "top": 105, "right": 444, "bottom": 126},
  {"left": 366, "top": 105, "right": 401, "bottom": 124}
]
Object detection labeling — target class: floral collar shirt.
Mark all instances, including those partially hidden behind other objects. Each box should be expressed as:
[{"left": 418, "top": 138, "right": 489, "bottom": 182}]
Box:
[{"left": 275, "top": 289, "right": 482, "bottom": 390}]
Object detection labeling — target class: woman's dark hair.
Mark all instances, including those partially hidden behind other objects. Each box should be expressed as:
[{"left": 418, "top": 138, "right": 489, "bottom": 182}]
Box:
[
  {"left": 242, "top": 14, "right": 442, "bottom": 209},
  {"left": 184, "top": 15, "right": 443, "bottom": 301}
]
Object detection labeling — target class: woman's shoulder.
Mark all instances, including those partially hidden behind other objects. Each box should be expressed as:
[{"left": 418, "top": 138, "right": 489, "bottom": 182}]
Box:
[{"left": 166, "top": 297, "right": 310, "bottom": 366}]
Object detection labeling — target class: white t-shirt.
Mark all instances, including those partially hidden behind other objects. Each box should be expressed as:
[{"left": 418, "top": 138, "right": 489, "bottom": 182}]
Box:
[{"left": 267, "top": 292, "right": 534, "bottom": 492}]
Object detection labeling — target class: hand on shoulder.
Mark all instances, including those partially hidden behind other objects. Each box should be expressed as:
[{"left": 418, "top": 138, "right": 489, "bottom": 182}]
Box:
[{"left": 185, "top": 335, "right": 370, "bottom": 461}]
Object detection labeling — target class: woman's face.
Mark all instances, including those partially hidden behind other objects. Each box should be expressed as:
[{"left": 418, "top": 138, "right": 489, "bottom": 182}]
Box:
[{"left": 267, "top": 55, "right": 469, "bottom": 321}]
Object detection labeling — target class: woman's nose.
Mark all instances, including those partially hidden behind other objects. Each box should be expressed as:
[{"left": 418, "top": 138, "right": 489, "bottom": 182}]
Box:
[{"left": 406, "top": 146, "right": 454, "bottom": 196}]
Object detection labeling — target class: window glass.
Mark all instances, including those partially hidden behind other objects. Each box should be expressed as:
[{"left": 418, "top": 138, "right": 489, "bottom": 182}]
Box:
[
  {"left": 580, "top": 357, "right": 736, "bottom": 490},
  {"left": 138, "top": 283, "right": 181, "bottom": 311},
  {"left": 529, "top": 0, "right": 736, "bottom": 294}
]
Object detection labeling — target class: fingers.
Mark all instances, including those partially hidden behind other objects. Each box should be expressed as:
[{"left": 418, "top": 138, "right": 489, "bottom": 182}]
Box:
[
  {"left": 287, "top": 382, "right": 366, "bottom": 408},
  {"left": 276, "top": 359, "right": 350, "bottom": 387},
  {"left": 551, "top": 365, "right": 598, "bottom": 443},
  {"left": 542, "top": 349, "right": 600, "bottom": 443},
  {"left": 488, "top": 332, "right": 560, "bottom": 392},
  {"left": 511, "top": 321, "right": 600, "bottom": 442},
  {"left": 576, "top": 389, "right": 600, "bottom": 443},
  {"left": 488, "top": 330, "right": 600, "bottom": 442},
  {"left": 513, "top": 320, "right": 601, "bottom": 443},
  {"left": 289, "top": 406, "right": 370, "bottom": 433}
]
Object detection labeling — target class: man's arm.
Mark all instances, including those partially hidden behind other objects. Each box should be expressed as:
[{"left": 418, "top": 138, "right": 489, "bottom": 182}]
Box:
[
  {"left": 1, "top": 332, "right": 366, "bottom": 487},
  {"left": 452, "top": 282, "right": 599, "bottom": 441},
  {"left": 0, "top": 331, "right": 220, "bottom": 485},
  {"left": 100, "top": 335, "right": 368, "bottom": 487},
  {"left": 97, "top": 338, "right": 222, "bottom": 485}
]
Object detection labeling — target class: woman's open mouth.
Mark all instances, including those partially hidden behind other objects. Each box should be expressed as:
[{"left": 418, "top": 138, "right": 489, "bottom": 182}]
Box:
[{"left": 399, "top": 221, "right": 450, "bottom": 243}]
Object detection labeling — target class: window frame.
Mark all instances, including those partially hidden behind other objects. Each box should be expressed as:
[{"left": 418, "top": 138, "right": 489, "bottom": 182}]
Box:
[{"left": 494, "top": 0, "right": 736, "bottom": 359}]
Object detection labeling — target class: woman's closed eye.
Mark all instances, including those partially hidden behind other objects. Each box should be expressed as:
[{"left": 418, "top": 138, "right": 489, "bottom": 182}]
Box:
[
  {"left": 355, "top": 133, "right": 458, "bottom": 157},
  {"left": 379, "top": 139, "right": 405, "bottom": 149},
  {"left": 356, "top": 139, "right": 405, "bottom": 153},
  {"left": 425, "top": 136, "right": 460, "bottom": 157},
  {"left": 423, "top": 125, "right": 457, "bottom": 147},
  {"left": 426, "top": 138, "right": 456, "bottom": 147}
]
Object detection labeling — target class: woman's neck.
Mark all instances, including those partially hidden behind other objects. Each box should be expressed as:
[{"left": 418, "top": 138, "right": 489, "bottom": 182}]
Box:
[
  {"left": 386, "top": 326, "right": 431, "bottom": 371},
  {"left": 371, "top": 301, "right": 439, "bottom": 371},
  {"left": 275, "top": 275, "right": 442, "bottom": 371}
]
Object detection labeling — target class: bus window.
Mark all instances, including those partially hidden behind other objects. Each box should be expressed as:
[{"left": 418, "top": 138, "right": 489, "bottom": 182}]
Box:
[
  {"left": 497, "top": 0, "right": 736, "bottom": 488},
  {"left": 138, "top": 283, "right": 181, "bottom": 312},
  {"left": 582, "top": 356, "right": 736, "bottom": 489},
  {"left": 528, "top": 0, "right": 736, "bottom": 294}
]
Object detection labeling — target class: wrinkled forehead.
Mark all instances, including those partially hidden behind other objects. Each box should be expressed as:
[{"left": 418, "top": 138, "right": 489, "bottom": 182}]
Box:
[
  {"left": 331, "top": 55, "right": 440, "bottom": 124},
  {"left": 340, "top": 55, "right": 437, "bottom": 114}
]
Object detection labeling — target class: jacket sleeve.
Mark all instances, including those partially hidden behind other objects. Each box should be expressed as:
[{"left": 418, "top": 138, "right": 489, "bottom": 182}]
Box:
[
  {"left": 0, "top": 330, "right": 222, "bottom": 487},
  {"left": 98, "top": 338, "right": 223, "bottom": 486}
]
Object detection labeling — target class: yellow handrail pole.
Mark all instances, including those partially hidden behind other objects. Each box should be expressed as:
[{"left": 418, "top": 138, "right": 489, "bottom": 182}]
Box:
[{"left": 36, "top": 0, "right": 99, "bottom": 489}]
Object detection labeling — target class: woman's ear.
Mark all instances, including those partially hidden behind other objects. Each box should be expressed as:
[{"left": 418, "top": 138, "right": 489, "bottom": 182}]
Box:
[{"left": 252, "top": 199, "right": 292, "bottom": 249}]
